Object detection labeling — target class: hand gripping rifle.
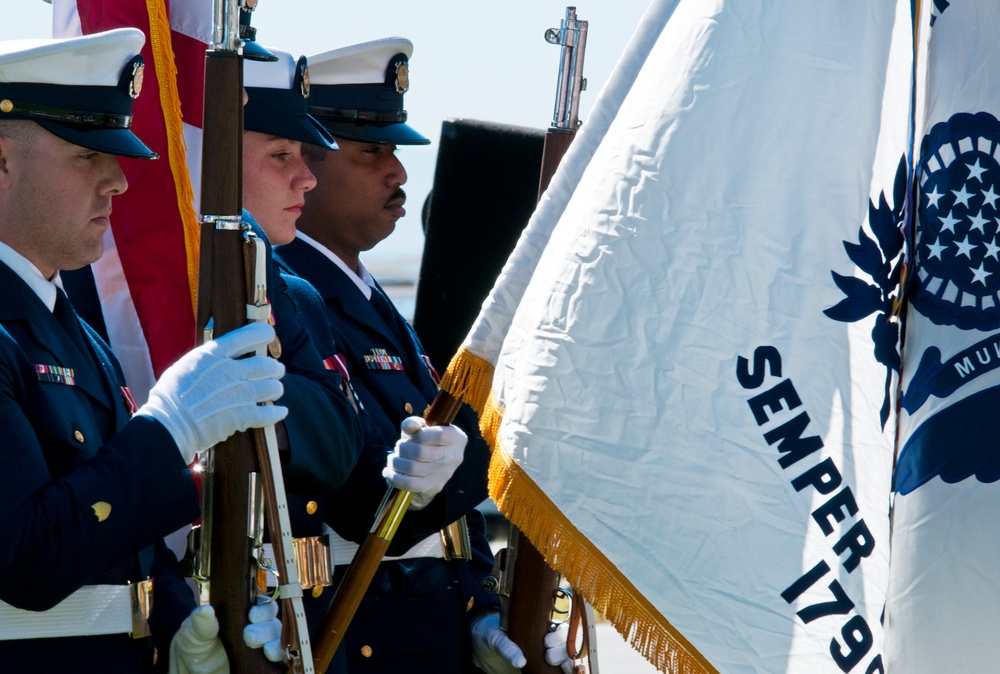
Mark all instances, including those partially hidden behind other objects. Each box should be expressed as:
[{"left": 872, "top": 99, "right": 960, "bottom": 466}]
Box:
[
  {"left": 488, "top": 8, "right": 598, "bottom": 674},
  {"left": 312, "top": 387, "right": 465, "bottom": 670},
  {"left": 313, "top": 7, "right": 593, "bottom": 674},
  {"left": 191, "top": 1, "right": 312, "bottom": 670}
]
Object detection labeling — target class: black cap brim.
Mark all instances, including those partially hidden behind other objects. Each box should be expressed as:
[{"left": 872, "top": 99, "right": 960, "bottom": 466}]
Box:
[
  {"left": 243, "top": 40, "right": 279, "bottom": 62},
  {"left": 314, "top": 118, "right": 430, "bottom": 146},
  {"left": 244, "top": 93, "right": 338, "bottom": 150},
  {"left": 37, "top": 120, "right": 158, "bottom": 159}
]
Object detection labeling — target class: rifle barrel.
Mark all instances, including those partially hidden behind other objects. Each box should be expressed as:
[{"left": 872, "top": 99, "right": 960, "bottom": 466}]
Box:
[
  {"left": 196, "top": 12, "right": 277, "bottom": 672},
  {"left": 510, "top": 8, "right": 589, "bottom": 673}
]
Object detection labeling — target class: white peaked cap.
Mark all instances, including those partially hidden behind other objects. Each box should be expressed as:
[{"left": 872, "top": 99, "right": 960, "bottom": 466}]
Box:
[
  {"left": 0, "top": 28, "right": 145, "bottom": 86},
  {"left": 305, "top": 37, "right": 428, "bottom": 146},
  {"left": 244, "top": 46, "right": 296, "bottom": 89},
  {"left": 0, "top": 27, "right": 155, "bottom": 159},
  {"left": 308, "top": 37, "right": 413, "bottom": 86},
  {"left": 243, "top": 45, "right": 337, "bottom": 150}
]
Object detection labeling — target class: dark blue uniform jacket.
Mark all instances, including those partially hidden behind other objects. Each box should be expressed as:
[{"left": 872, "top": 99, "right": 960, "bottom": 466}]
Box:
[
  {"left": 0, "top": 260, "right": 201, "bottom": 672},
  {"left": 244, "top": 216, "right": 363, "bottom": 495},
  {"left": 277, "top": 237, "right": 499, "bottom": 673},
  {"left": 56, "top": 214, "right": 366, "bottom": 670}
]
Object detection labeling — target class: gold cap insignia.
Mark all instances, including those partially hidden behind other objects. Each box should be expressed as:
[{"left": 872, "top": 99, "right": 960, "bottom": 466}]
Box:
[
  {"left": 300, "top": 65, "right": 311, "bottom": 98},
  {"left": 0, "top": 100, "right": 12, "bottom": 114},
  {"left": 306, "top": 500, "right": 318, "bottom": 515},
  {"left": 92, "top": 501, "right": 112, "bottom": 522},
  {"left": 129, "top": 63, "right": 144, "bottom": 100},
  {"left": 394, "top": 62, "right": 409, "bottom": 94}
]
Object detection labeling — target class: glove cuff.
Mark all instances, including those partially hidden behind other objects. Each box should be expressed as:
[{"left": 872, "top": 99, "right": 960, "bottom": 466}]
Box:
[{"left": 137, "top": 396, "right": 197, "bottom": 464}]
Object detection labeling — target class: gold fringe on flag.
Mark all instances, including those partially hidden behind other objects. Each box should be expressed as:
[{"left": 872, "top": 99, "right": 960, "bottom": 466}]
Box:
[
  {"left": 438, "top": 347, "right": 496, "bottom": 416},
  {"left": 144, "top": 0, "right": 200, "bottom": 319},
  {"left": 440, "top": 347, "right": 716, "bottom": 674}
]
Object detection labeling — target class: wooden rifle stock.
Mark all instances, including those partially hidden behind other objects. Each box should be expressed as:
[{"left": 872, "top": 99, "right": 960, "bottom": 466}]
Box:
[
  {"left": 537, "top": 130, "right": 576, "bottom": 200},
  {"left": 195, "top": 45, "right": 279, "bottom": 672},
  {"left": 501, "top": 113, "right": 576, "bottom": 674},
  {"left": 507, "top": 8, "right": 589, "bottom": 673},
  {"left": 502, "top": 107, "right": 576, "bottom": 674},
  {"left": 196, "top": 5, "right": 309, "bottom": 670},
  {"left": 504, "top": 529, "right": 563, "bottom": 674}
]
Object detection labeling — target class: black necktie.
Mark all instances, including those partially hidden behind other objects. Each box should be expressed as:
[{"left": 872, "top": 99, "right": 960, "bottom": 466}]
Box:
[
  {"left": 369, "top": 287, "right": 402, "bottom": 341},
  {"left": 53, "top": 288, "right": 116, "bottom": 429},
  {"left": 54, "top": 288, "right": 92, "bottom": 355}
]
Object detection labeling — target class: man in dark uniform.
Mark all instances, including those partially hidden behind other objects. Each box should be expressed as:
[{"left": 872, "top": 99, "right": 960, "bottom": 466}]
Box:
[
  {"left": 242, "top": 45, "right": 489, "bottom": 673},
  {"left": 275, "top": 38, "right": 526, "bottom": 673},
  {"left": 54, "top": 31, "right": 371, "bottom": 667},
  {"left": 0, "top": 28, "right": 288, "bottom": 672}
]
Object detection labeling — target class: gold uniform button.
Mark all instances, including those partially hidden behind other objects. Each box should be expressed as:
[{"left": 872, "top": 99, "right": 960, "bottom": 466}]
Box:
[
  {"left": 73, "top": 430, "right": 85, "bottom": 443},
  {"left": 311, "top": 586, "right": 324, "bottom": 599},
  {"left": 404, "top": 402, "right": 413, "bottom": 414},
  {"left": 467, "top": 596, "right": 475, "bottom": 612},
  {"left": 360, "top": 645, "right": 373, "bottom": 658},
  {"left": 306, "top": 500, "right": 318, "bottom": 515},
  {"left": 91, "top": 501, "right": 112, "bottom": 522}
]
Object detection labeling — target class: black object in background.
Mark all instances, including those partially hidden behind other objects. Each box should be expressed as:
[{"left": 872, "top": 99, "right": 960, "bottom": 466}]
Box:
[{"left": 413, "top": 118, "right": 545, "bottom": 372}]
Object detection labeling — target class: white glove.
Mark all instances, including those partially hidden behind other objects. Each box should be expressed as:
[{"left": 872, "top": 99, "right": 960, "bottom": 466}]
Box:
[
  {"left": 382, "top": 416, "right": 467, "bottom": 510},
  {"left": 544, "top": 623, "right": 576, "bottom": 674},
  {"left": 168, "top": 605, "right": 229, "bottom": 674},
  {"left": 138, "top": 322, "right": 288, "bottom": 463},
  {"left": 471, "top": 611, "right": 527, "bottom": 673},
  {"left": 243, "top": 597, "right": 286, "bottom": 663}
]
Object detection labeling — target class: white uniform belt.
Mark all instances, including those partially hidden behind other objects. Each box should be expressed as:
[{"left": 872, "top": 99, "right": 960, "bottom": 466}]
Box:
[
  {"left": 326, "top": 526, "right": 444, "bottom": 567},
  {"left": 0, "top": 580, "right": 152, "bottom": 640}
]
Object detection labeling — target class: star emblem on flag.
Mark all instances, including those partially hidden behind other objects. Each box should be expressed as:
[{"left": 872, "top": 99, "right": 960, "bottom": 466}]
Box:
[{"left": 911, "top": 111, "right": 1000, "bottom": 330}]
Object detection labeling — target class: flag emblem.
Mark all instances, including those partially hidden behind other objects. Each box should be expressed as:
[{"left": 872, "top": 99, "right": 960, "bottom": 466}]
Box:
[
  {"left": 895, "top": 115, "right": 1000, "bottom": 493},
  {"left": 911, "top": 112, "right": 1000, "bottom": 329},
  {"left": 824, "top": 155, "right": 906, "bottom": 426},
  {"left": 901, "top": 114, "right": 1000, "bottom": 414}
]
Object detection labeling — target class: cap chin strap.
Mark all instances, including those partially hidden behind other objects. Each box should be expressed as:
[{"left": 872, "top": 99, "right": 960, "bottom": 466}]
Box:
[
  {"left": 308, "top": 105, "right": 407, "bottom": 124},
  {"left": 0, "top": 98, "right": 133, "bottom": 129}
]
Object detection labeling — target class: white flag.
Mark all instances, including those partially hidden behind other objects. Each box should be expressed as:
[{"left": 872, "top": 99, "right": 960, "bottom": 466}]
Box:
[
  {"left": 886, "top": 1, "right": 1000, "bottom": 671},
  {"left": 442, "top": 0, "right": 911, "bottom": 672}
]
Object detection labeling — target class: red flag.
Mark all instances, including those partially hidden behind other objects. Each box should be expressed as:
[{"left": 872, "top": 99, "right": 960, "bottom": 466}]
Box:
[{"left": 53, "top": 0, "right": 208, "bottom": 400}]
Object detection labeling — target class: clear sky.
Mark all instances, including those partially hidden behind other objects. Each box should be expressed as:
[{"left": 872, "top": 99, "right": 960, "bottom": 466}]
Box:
[{"left": 2, "top": 1, "right": 654, "bottom": 264}]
